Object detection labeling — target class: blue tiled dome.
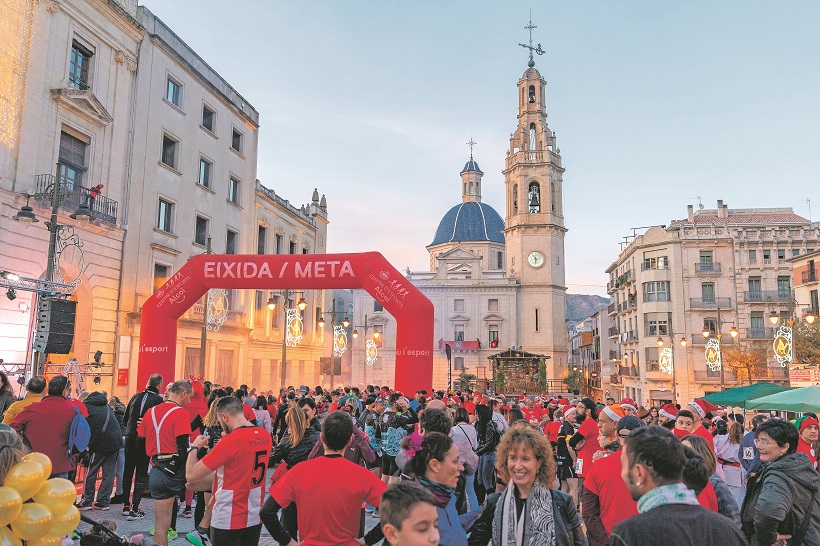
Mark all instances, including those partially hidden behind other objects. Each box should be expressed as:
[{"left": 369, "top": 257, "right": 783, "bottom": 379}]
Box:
[
  {"left": 430, "top": 202, "right": 505, "bottom": 246},
  {"left": 461, "top": 160, "right": 483, "bottom": 174}
]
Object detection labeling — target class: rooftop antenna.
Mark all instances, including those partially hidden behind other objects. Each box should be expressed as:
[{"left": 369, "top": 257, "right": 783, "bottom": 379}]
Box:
[
  {"left": 690, "top": 196, "right": 704, "bottom": 212},
  {"left": 467, "top": 137, "right": 476, "bottom": 160},
  {"left": 518, "top": 10, "right": 544, "bottom": 67},
  {"left": 804, "top": 198, "right": 812, "bottom": 222}
]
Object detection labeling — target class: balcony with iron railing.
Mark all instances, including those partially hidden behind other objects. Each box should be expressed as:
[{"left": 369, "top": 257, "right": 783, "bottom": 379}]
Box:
[
  {"left": 607, "top": 302, "right": 617, "bottom": 316},
  {"left": 803, "top": 270, "right": 818, "bottom": 284},
  {"left": 33, "top": 174, "right": 118, "bottom": 224},
  {"left": 695, "top": 262, "right": 722, "bottom": 274},
  {"left": 618, "top": 365, "right": 640, "bottom": 378},
  {"left": 188, "top": 304, "right": 245, "bottom": 325},
  {"left": 747, "top": 327, "right": 777, "bottom": 339},
  {"left": 626, "top": 330, "right": 639, "bottom": 342},
  {"left": 689, "top": 297, "right": 731, "bottom": 309},
  {"left": 694, "top": 370, "right": 738, "bottom": 383},
  {"left": 608, "top": 326, "right": 620, "bottom": 338},
  {"left": 744, "top": 290, "right": 790, "bottom": 303}
]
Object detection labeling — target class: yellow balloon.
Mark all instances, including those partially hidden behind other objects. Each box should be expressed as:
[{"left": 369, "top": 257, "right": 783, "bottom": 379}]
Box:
[
  {"left": 0, "top": 527, "right": 21, "bottom": 546},
  {"left": 22, "top": 453, "right": 52, "bottom": 479},
  {"left": 0, "top": 487, "right": 22, "bottom": 526},
  {"left": 24, "top": 536, "right": 60, "bottom": 546},
  {"left": 46, "top": 504, "right": 78, "bottom": 538},
  {"left": 32, "top": 479, "right": 75, "bottom": 515},
  {"left": 9, "top": 502, "right": 53, "bottom": 541},
  {"left": 4, "top": 461, "right": 47, "bottom": 501}
]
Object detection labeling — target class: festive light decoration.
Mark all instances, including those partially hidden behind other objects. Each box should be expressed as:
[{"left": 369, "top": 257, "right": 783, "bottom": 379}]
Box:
[
  {"left": 333, "top": 325, "right": 347, "bottom": 357},
  {"left": 0, "top": 0, "right": 36, "bottom": 147},
  {"left": 365, "top": 339, "right": 377, "bottom": 366},
  {"left": 286, "top": 308, "right": 303, "bottom": 347},
  {"left": 772, "top": 325, "right": 793, "bottom": 367},
  {"left": 206, "top": 288, "right": 229, "bottom": 332},
  {"left": 704, "top": 337, "right": 722, "bottom": 372},
  {"left": 659, "top": 347, "right": 674, "bottom": 374}
]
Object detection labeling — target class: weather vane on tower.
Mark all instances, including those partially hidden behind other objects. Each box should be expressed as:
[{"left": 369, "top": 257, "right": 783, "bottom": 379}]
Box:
[
  {"left": 467, "top": 137, "right": 476, "bottom": 160},
  {"left": 518, "top": 10, "right": 544, "bottom": 67}
]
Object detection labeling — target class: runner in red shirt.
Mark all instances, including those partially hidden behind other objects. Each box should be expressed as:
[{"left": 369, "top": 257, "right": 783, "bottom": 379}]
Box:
[
  {"left": 521, "top": 395, "right": 545, "bottom": 427},
  {"left": 583, "top": 416, "right": 642, "bottom": 546},
  {"left": 544, "top": 408, "right": 563, "bottom": 444},
  {"left": 798, "top": 417, "right": 819, "bottom": 471},
  {"left": 569, "top": 398, "right": 601, "bottom": 488},
  {"left": 136, "top": 380, "right": 192, "bottom": 546},
  {"left": 262, "top": 411, "right": 387, "bottom": 546},
  {"left": 186, "top": 396, "right": 272, "bottom": 546}
]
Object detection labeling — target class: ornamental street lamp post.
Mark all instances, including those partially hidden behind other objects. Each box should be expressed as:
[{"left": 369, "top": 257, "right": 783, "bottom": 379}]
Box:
[
  {"left": 317, "top": 300, "right": 350, "bottom": 390},
  {"left": 352, "top": 315, "right": 381, "bottom": 387},
  {"left": 657, "top": 334, "right": 687, "bottom": 405},
  {"left": 12, "top": 171, "right": 92, "bottom": 376},
  {"left": 267, "top": 290, "right": 307, "bottom": 388},
  {"left": 702, "top": 305, "right": 738, "bottom": 392}
]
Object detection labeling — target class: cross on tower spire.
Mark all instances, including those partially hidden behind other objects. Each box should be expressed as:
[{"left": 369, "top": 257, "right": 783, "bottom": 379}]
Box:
[
  {"left": 467, "top": 137, "right": 476, "bottom": 160},
  {"left": 518, "top": 10, "right": 544, "bottom": 67}
]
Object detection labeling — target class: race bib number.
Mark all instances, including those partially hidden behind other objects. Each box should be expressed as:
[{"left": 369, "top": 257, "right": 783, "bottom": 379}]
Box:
[
  {"left": 575, "top": 458, "right": 583, "bottom": 474},
  {"left": 743, "top": 447, "right": 754, "bottom": 460}
]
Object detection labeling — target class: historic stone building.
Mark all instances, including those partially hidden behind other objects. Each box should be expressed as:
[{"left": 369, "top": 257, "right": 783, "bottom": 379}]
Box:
[
  {"left": 351, "top": 57, "right": 568, "bottom": 390},
  {"left": 607, "top": 201, "right": 819, "bottom": 407}
]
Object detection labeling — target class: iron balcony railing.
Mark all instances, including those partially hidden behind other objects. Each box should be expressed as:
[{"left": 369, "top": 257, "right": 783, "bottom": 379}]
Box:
[
  {"left": 744, "top": 290, "right": 790, "bottom": 303},
  {"left": 747, "top": 327, "right": 777, "bottom": 339},
  {"left": 689, "top": 297, "right": 732, "bottom": 309},
  {"left": 803, "top": 270, "right": 818, "bottom": 284},
  {"left": 695, "top": 262, "right": 722, "bottom": 274},
  {"left": 608, "top": 326, "right": 620, "bottom": 338},
  {"left": 694, "top": 370, "right": 737, "bottom": 383},
  {"left": 34, "top": 174, "right": 118, "bottom": 224},
  {"left": 607, "top": 303, "right": 617, "bottom": 315}
]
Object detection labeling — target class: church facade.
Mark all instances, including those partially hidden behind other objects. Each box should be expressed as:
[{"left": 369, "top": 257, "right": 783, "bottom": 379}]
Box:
[{"left": 350, "top": 59, "right": 568, "bottom": 391}]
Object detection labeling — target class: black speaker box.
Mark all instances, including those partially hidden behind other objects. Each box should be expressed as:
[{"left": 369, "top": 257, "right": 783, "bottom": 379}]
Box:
[{"left": 33, "top": 299, "right": 76, "bottom": 354}]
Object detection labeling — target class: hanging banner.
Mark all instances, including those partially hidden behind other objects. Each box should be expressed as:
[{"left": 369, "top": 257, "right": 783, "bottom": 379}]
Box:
[
  {"left": 366, "top": 339, "right": 378, "bottom": 366},
  {"left": 333, "top": 325, "right": 347, "bottom": 357},
  {"left": 659, "top": 347, "right": 674, "bottom": 374},
  {"left": 705, "top": 338, "right": 721, "bottom": 372},
  {"left": 773, "top": 326, "right": 793, "bottom": 367}
]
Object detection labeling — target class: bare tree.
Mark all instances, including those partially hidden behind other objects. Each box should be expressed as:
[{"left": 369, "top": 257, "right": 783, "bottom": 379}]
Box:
[{"left": 794, "top": 321, "right": 820, "bottom": 365}]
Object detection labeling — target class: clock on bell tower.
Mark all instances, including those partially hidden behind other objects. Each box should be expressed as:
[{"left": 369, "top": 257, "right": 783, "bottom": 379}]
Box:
[{"left": 502, "top": 15, "right": 568, "bottom": 378}]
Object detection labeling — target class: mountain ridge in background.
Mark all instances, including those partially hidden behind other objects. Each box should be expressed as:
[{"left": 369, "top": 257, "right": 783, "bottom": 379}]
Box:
[{"left": 566, "top": 294, "right": 609, "bottom": 331}]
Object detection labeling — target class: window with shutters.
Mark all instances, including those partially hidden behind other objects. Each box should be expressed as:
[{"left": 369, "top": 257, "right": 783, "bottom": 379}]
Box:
[
  {"left": 58, "top": 131, "right": 88, "bottom": 189},
  {"left": 216, "top": 350, "right": 234, "bottom": 385}
]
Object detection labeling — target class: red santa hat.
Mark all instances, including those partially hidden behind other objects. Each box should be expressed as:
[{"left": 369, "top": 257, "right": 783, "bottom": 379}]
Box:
[
  {"left": 602, "top": 404, "right": 626, "bottom": 422},
  {"left": 688, "top": 399, "right": 720, "bottom": 419},
  {"left": 563, "top": 406, "right": 577, "bottom": 419},
  {"left": 800, "top": 417, "right": 819, "bottom": 433},
  {"left": 659, "top": 403, "right": 678, "bottom": 421},
  {"left": 619, "top": 397, "right": 637, "bottom": 411}
]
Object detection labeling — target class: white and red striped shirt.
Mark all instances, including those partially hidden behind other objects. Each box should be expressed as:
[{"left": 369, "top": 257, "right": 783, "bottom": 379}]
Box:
[{"left": 202, "top": 425, "right": 272, "bottom": 530}]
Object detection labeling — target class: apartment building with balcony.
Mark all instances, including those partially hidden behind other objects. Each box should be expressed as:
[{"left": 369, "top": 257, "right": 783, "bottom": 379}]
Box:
[
  {"left": 0, "top": 0, "right": 142, "bottom": 370},
  {"left": 606, "top": 200, "right": 817, "bottom": 407}
]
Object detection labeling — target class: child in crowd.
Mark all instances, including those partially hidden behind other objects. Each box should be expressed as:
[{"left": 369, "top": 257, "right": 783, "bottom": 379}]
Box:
[{"left": 379, "top": 482, "right": 440, "bottom": 546}]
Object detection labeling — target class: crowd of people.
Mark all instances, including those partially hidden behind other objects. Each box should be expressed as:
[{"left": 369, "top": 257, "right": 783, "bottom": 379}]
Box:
[{"left": 0, "top": 367, "right": 817, "bottom": 546}]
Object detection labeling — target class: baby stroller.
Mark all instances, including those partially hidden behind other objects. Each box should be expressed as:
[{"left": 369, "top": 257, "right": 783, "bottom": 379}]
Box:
[{"left": 78, "top": 513, "right": 131, "bottom": 546}]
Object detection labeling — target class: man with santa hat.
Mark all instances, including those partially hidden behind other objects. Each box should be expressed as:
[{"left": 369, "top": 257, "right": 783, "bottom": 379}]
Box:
[
  {"left": 619, "top": 398, "right": 637, "bottom": 417},
  {"left": 686, "top": 399, "right": 718, "bottom": 451},
  {"left": 797, "top": 416, "right": 819, "bottom": 471}
]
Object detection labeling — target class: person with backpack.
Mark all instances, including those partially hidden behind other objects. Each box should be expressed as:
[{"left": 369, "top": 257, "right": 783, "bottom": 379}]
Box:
[
  {"left": 79, "top": 390, "right": 124, "bottom": 511},
  {"left": 10, "top": 375, "right": 86, "bottom": 478}
]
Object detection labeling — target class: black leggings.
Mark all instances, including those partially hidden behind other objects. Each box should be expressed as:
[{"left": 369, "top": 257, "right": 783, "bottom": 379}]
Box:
[
  {"left": 194, "top": 491, "right": 206, "bottom": 528},
  {"left": 260, "top": 496, "right": 298, "bottom": 541},
  {"left": 210, "top": 524, "right": 262, "bottom": 546}
]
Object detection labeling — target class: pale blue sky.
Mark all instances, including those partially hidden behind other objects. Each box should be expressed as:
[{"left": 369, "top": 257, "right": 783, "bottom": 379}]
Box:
[{"left": 146, "top": 2, "right": 820, "bottom": 296}]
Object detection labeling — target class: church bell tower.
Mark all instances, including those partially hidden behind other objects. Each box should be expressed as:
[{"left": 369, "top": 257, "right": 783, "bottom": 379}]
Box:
[{"left": 503, "top": 16, "right": 568, "bottom": 378}]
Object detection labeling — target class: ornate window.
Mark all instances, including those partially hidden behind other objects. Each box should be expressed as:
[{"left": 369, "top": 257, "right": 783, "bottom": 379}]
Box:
[
  {"left": 528, "top": 85, "right": 536, "bottom": 103},
  {"left": 529, "top": 123, "right": 536, "bottom": 150},
  {"left": 512, "top": 184, "right": 518, "bottom": 214}
]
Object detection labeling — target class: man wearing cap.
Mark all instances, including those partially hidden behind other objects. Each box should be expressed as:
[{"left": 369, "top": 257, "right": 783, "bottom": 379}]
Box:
[
  {"left": 583, "top": 416, "right": 643, "bottom": 546},
  {"left": 556, "top": 405, "right": 579, "bottom": 506},
  {"left": 798, "top": 416, "right": 819, "bottom": 471},
  {"left": 686, "top": 400, "right": 716, "bottom": 451},
  {"left": 619, "top": 398, "right": 637, "bottom": 417}
]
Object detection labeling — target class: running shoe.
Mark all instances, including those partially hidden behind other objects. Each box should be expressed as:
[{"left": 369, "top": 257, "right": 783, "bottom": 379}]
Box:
[
  {"left": 109, "top": 494, "right": 126, "bottom": 505},
  {"left": 93, "top": 502, "right": 110, "bottom": 511},
  {"left": 150, "top": 529, "right": 179, "bottom": 542},
  {"left": 122, "top": 504, "right": 131, "bottom": 516},
  {"left": 79, "top": 504, "right": 94, "bottom": 511},
  {"left": 127, "top": 509, "right": 145, "bottom": 521},
  {"left": 182, "top": 507, "right": 193, "bottom": 518},
  {"left": 185, "top": 529, "right": 211, "bottom": 546}
]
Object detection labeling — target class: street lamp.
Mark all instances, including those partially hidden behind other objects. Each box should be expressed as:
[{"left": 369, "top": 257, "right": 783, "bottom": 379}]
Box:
[
  {"left": 768, "top": 299, "right": 817, "bottom": 371},
  {"left": 12, "top": 178, "right": 92, "bottom": 376},
  {"left": 316, "top": 300, "right": 351, "bottom": 389},
  {"left": 657, "top": 333, "right": 687, "bottom": 404},
  {"left": 701, "top": 305, "right": 737, "bottom": 392},
  {"left": 352, "top": 314, "right": 381, "bottom": 385},
  {"left": 267, "top": 289, "right": 309, "bottom": 388}
]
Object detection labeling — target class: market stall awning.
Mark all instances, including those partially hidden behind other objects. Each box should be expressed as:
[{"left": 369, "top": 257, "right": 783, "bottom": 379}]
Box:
[
  {"left": 700, "top": 382, "right": 793, "bottom": 409},
  {"left": 745, "top": 386, "right": 820, "bottom": 413}
]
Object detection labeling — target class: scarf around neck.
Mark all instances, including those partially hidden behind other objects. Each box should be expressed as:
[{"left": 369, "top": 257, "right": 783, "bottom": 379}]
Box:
[
  {"left": 492, "top": 480, "right": 556, "bottom": 546},
  {"left": 417, "top": 476, "right": 454, "bottom": 508},
  {"left": 637, "top": 483, "right": 699, "bottom": 513}
]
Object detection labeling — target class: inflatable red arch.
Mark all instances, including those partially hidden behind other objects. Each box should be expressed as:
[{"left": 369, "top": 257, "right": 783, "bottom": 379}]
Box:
[{"left": 137, "top": 252, "right": 433, "bottom": 395}]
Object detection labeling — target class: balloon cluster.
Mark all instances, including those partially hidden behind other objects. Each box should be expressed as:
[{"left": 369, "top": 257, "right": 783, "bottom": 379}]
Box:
[{"left": 0, "top": 452, "right": 78, "bottom": 545}]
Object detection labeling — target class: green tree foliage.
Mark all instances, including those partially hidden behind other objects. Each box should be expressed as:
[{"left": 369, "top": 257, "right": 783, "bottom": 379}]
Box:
[{"left": 457, "top": 371, "right": 477, "bottom": 391}]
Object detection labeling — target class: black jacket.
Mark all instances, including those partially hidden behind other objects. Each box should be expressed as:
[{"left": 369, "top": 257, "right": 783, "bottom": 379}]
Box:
[
  {"left": 610, "top": 503, "right": 748, "bottom": 546},
  {"left": 123, "top": 387, "right": 163, "bottom": 439},
  {"left": 270, "top": 427, "right": 320, "bottom": 469},
  {"left": 84, "top": 392, "right": 124, "bottom": 454}
]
